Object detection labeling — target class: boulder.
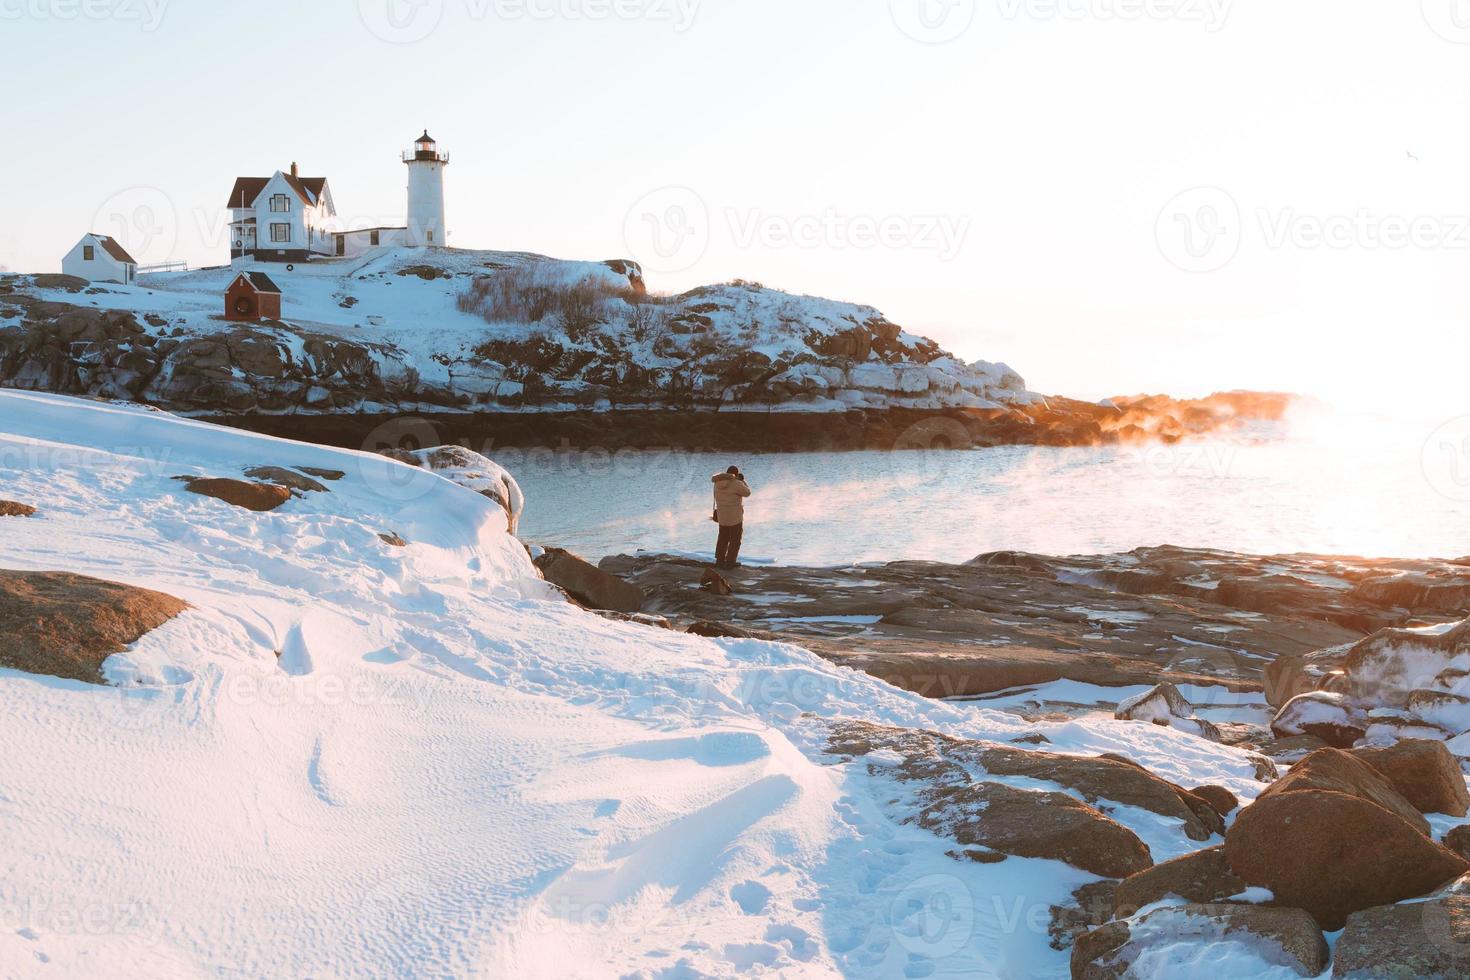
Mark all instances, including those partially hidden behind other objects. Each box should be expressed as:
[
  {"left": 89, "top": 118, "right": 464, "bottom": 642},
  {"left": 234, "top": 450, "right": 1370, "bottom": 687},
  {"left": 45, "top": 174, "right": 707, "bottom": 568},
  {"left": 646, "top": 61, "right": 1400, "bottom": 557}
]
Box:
[
  {"left": 918, "top": 779, "right": 1153, "bottom": 878},
  {"left": 1072, "top": 904, "right": 1328, "bottom": 979},
  {"left": 534, "top": 548, "right": 644, "bottom": 614},
  {"left": 1114, "top": 681, "right": 1222, "bottom": 742},
  {"left": 242, "top": 465, "right": 329, "bottom": 494},
  {"left": 1225, "top": 789, "right": 1469, "bottom": 929},
  {"left": 0, "top": 499, "right": 36, "bottom": 517},
  {"left": 1259, "top": 748, "right": 1431, "bottom": 835},
  {"left": 404, "top": 446, "right": 523, "bottom": 534},
  {"left": 1445, "top": 826, "right": 1470, "bottom": 861},
  {"left": 1408, "top": 689, "right": 1470, "bottom": 736},
  {"left": 1113, "top": 846, "right": 1247, "bottom": 917},
  {"left": 1271, "top": 691, "right": 1367, "bottom": 748},
  {"left": 1114, "top": 681, "right": 1193, "bottom": 723},
  {"left": 1190, "top": 785, "right": 1239, "bottom": 817},
  {"left": 175, "top": 477, "right": 291, "bottom": 513},
  {"left": 0, "top": 570, "right": 188, "bottom": 684},
  {"left": 1341, "top": 620, "right": 1470, "bottom": 706},
  {"left": 1351, "top": 740, "right": 1470, "bottom": 816},
  {"left": 1332, "top": 894, "right": 1470, "bottom": 979}
]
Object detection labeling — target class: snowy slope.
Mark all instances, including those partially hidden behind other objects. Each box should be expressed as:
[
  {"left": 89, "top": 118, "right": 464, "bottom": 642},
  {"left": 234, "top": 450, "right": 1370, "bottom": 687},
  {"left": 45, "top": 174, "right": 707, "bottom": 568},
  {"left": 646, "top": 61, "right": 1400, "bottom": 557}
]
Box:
[{"left": 0, "top": 392, "right": 1282, "bottom": 979}]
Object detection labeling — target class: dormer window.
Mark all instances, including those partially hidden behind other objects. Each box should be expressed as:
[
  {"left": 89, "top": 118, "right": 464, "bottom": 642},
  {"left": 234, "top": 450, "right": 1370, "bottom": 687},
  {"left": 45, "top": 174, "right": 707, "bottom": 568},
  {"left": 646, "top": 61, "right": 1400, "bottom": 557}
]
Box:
[{"left": 270, "top": 194, "right": 290, "bottom": 213}]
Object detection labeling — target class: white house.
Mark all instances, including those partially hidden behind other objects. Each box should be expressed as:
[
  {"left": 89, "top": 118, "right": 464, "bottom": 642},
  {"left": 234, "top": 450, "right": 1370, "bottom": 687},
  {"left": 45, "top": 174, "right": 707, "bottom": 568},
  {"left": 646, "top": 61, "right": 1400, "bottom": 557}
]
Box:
[
  {"left": 226, "top": 163, "right": 337, "bottom": 264},
  {"left": 61, "top": 233, "right": 138, "bottom": 284},
  {"left": 225, "top": 134, "right": 451, "bottom": 263}
]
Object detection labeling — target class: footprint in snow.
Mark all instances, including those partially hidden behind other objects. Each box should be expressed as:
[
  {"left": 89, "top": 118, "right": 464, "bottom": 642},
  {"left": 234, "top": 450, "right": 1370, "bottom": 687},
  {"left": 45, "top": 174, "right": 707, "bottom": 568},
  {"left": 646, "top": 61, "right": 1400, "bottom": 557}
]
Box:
[{"left": 730, "top": 880, "right": 771, "bottom": 915}]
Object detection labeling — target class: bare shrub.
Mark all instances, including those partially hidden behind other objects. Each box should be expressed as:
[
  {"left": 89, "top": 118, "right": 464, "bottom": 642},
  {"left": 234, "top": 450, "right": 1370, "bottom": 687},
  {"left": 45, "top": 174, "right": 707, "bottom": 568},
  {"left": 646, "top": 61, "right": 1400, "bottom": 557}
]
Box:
[{"left": 458, "top": 266, "right": 651, "bottom": 342}]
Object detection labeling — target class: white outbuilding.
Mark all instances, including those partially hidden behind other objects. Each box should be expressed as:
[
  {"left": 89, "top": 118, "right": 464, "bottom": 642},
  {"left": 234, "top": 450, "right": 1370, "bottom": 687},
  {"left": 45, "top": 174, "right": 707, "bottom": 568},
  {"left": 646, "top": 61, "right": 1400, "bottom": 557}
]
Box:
[{"left": 61, "top": 233, "right": 138, "bottom": 284}]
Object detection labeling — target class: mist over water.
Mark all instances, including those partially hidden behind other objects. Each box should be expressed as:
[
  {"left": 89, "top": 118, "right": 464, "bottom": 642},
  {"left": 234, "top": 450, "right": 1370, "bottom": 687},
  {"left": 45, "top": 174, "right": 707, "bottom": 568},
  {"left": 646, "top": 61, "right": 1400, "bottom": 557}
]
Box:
[{"left": 512, "top": 408, "right": 1470, "bottom": 565}]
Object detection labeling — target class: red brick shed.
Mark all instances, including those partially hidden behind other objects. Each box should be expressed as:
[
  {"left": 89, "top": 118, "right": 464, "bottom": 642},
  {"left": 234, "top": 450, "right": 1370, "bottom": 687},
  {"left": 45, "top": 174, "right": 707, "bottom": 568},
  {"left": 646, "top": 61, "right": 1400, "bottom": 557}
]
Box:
[{"left": 225, "top": 272, "right": 282, "bottom": 321}]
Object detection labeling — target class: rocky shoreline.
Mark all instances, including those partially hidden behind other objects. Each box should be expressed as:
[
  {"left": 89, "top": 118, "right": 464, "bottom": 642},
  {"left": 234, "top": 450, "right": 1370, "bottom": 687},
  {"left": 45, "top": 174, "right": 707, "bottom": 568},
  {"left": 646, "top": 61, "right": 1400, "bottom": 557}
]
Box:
[
  {"left": 596, "top": 546, "right": 1470, "bottom": 754},
  {"left": 1, "top": 267, "right": 1295, "bottom": 451},
  {"left": 198, "top": 396, "right": 1279, "bottom": 454}
]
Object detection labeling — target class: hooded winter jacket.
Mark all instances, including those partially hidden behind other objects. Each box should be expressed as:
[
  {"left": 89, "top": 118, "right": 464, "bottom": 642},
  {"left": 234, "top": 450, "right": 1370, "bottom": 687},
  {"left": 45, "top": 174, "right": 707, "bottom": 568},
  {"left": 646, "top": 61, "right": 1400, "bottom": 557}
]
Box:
[{"left": 711, "top": 473, "right": 752, "bottom": 526}]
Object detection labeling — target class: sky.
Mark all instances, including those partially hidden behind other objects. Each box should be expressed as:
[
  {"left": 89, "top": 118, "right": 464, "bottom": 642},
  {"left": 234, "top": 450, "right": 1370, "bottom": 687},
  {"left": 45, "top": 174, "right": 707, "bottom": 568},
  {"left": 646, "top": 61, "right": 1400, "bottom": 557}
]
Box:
[{"left": 3, "top": 0, "right": 1470, "bottom": 410}]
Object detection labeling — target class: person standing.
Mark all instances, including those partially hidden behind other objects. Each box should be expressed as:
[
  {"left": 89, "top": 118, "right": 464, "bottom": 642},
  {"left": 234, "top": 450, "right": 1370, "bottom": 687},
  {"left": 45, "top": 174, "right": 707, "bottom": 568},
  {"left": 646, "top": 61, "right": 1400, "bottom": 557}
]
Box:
[{"left": 711, "top": 466, "right": 752, "bottom": 569}]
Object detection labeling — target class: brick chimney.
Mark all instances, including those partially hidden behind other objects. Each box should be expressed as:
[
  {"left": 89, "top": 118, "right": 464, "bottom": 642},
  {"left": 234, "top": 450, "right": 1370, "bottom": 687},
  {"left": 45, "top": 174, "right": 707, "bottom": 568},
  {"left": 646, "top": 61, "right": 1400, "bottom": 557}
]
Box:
[{"left": 290, "top": 162, "right": 299, "bottom": 178}]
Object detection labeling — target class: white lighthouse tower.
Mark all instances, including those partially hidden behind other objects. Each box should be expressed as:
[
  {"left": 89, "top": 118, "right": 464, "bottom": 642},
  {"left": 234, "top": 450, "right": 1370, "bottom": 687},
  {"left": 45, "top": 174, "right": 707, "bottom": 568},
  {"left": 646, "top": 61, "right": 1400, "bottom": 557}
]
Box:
[{"left": 403, "top": 130, "right": 448, "bottom": 247}]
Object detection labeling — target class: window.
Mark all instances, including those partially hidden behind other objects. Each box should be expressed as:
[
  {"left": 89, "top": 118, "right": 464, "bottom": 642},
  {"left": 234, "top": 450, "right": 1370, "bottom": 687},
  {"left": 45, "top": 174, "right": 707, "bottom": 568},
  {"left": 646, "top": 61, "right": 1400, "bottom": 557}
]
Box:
[
  {"left": 370, "top": 230, "right": 380, "bottom": 246},
  {"left": 270, "top": 194, "right": 290, "bottom": 213},
  {"left": 427, "top": 230, "right": 434, "bottom": 243},
  {"left": 270, "top": 223, "right": 291, "bottom": 243},
  {"left": 83, "top": 245, "right": 94, "bottom": 260}
]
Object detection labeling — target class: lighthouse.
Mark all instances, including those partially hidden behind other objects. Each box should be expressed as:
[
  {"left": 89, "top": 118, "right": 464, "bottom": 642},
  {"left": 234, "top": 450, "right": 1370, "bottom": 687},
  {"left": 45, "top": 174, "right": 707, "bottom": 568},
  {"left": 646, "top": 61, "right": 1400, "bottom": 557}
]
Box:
[{"left": 403, "top": 130, "right": 448, "bottom": 247}]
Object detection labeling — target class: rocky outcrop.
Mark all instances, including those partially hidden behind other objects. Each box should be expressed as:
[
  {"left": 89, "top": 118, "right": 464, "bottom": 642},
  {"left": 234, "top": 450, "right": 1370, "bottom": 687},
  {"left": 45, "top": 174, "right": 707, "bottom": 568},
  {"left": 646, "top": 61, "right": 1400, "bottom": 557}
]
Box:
[
  {"left": 1072, "top": 904, "right": 1329, "bottom": 979},
  {"left": 0, "top": 264, "right": 1298, "bottom": 447},
  {"left": 601, "top": 548, "right": 1470, "bottom": 714},
  {"left": 0, "top": 294, "right": 422, "bottom": 411},
  {"left": 175, "top": 476, "right": 292, "bottom": 513},
  {"left": 0, "top": 499, "right": 36, "bottom": 517},
  {"left": 919, "top": 779, "right": 1153, "bottom": 879},
  {"left": 955, "top": 743, "right": 1222, "bottom": 842},
  {"left": 1225, "top": 788, "right": 1467, "bottom": 930},
  {"left": 242, "top": 465, "right": 329, "bottom": 494},
  {"left": 1332, "top": 894, "right": 1470, "bottom": 979},
  {"left": 0, "top": 570, "right": 188, "bottom": 684},
  {"left": 534, "top": 548, "right": 644, "bottom": 614},
  {"left": 828, "top": 722, "right": 1157, "bottom": 878}
]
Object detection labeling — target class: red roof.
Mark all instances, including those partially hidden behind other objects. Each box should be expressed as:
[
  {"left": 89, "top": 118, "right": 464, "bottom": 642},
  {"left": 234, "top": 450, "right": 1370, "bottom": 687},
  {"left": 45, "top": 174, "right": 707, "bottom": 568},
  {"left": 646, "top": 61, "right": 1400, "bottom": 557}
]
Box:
[
  {"left": 226, "top": 173, "right": 328, "bottom": 209},
  {"left": 92, "top": 234, "right": 137, "bottom": 265}
]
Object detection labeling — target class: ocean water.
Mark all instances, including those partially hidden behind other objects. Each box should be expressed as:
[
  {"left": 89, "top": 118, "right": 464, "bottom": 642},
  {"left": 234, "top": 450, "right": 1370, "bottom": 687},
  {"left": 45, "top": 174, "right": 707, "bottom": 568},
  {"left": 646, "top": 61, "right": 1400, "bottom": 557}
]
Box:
[{"left": 511, "top": 410, "right": 1470, "bottom": 565}]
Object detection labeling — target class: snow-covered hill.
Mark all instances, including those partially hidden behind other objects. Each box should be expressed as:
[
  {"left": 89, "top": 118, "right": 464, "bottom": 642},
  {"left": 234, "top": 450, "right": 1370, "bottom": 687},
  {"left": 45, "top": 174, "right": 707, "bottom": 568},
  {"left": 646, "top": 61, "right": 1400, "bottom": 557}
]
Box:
[
  {"left": 0, "top": 391, "right": 1292, "bottom": 978},
  {"left": 0, "top": 248, "right": 1034, "bottom": 416}
]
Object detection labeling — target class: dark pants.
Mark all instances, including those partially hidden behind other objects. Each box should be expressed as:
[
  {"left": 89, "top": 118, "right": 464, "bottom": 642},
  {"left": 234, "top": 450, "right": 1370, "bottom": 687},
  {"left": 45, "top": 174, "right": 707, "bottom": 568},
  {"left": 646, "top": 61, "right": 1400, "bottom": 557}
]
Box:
[{"left": 715, "top": 523, "right": 744, "bottom": 567}]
